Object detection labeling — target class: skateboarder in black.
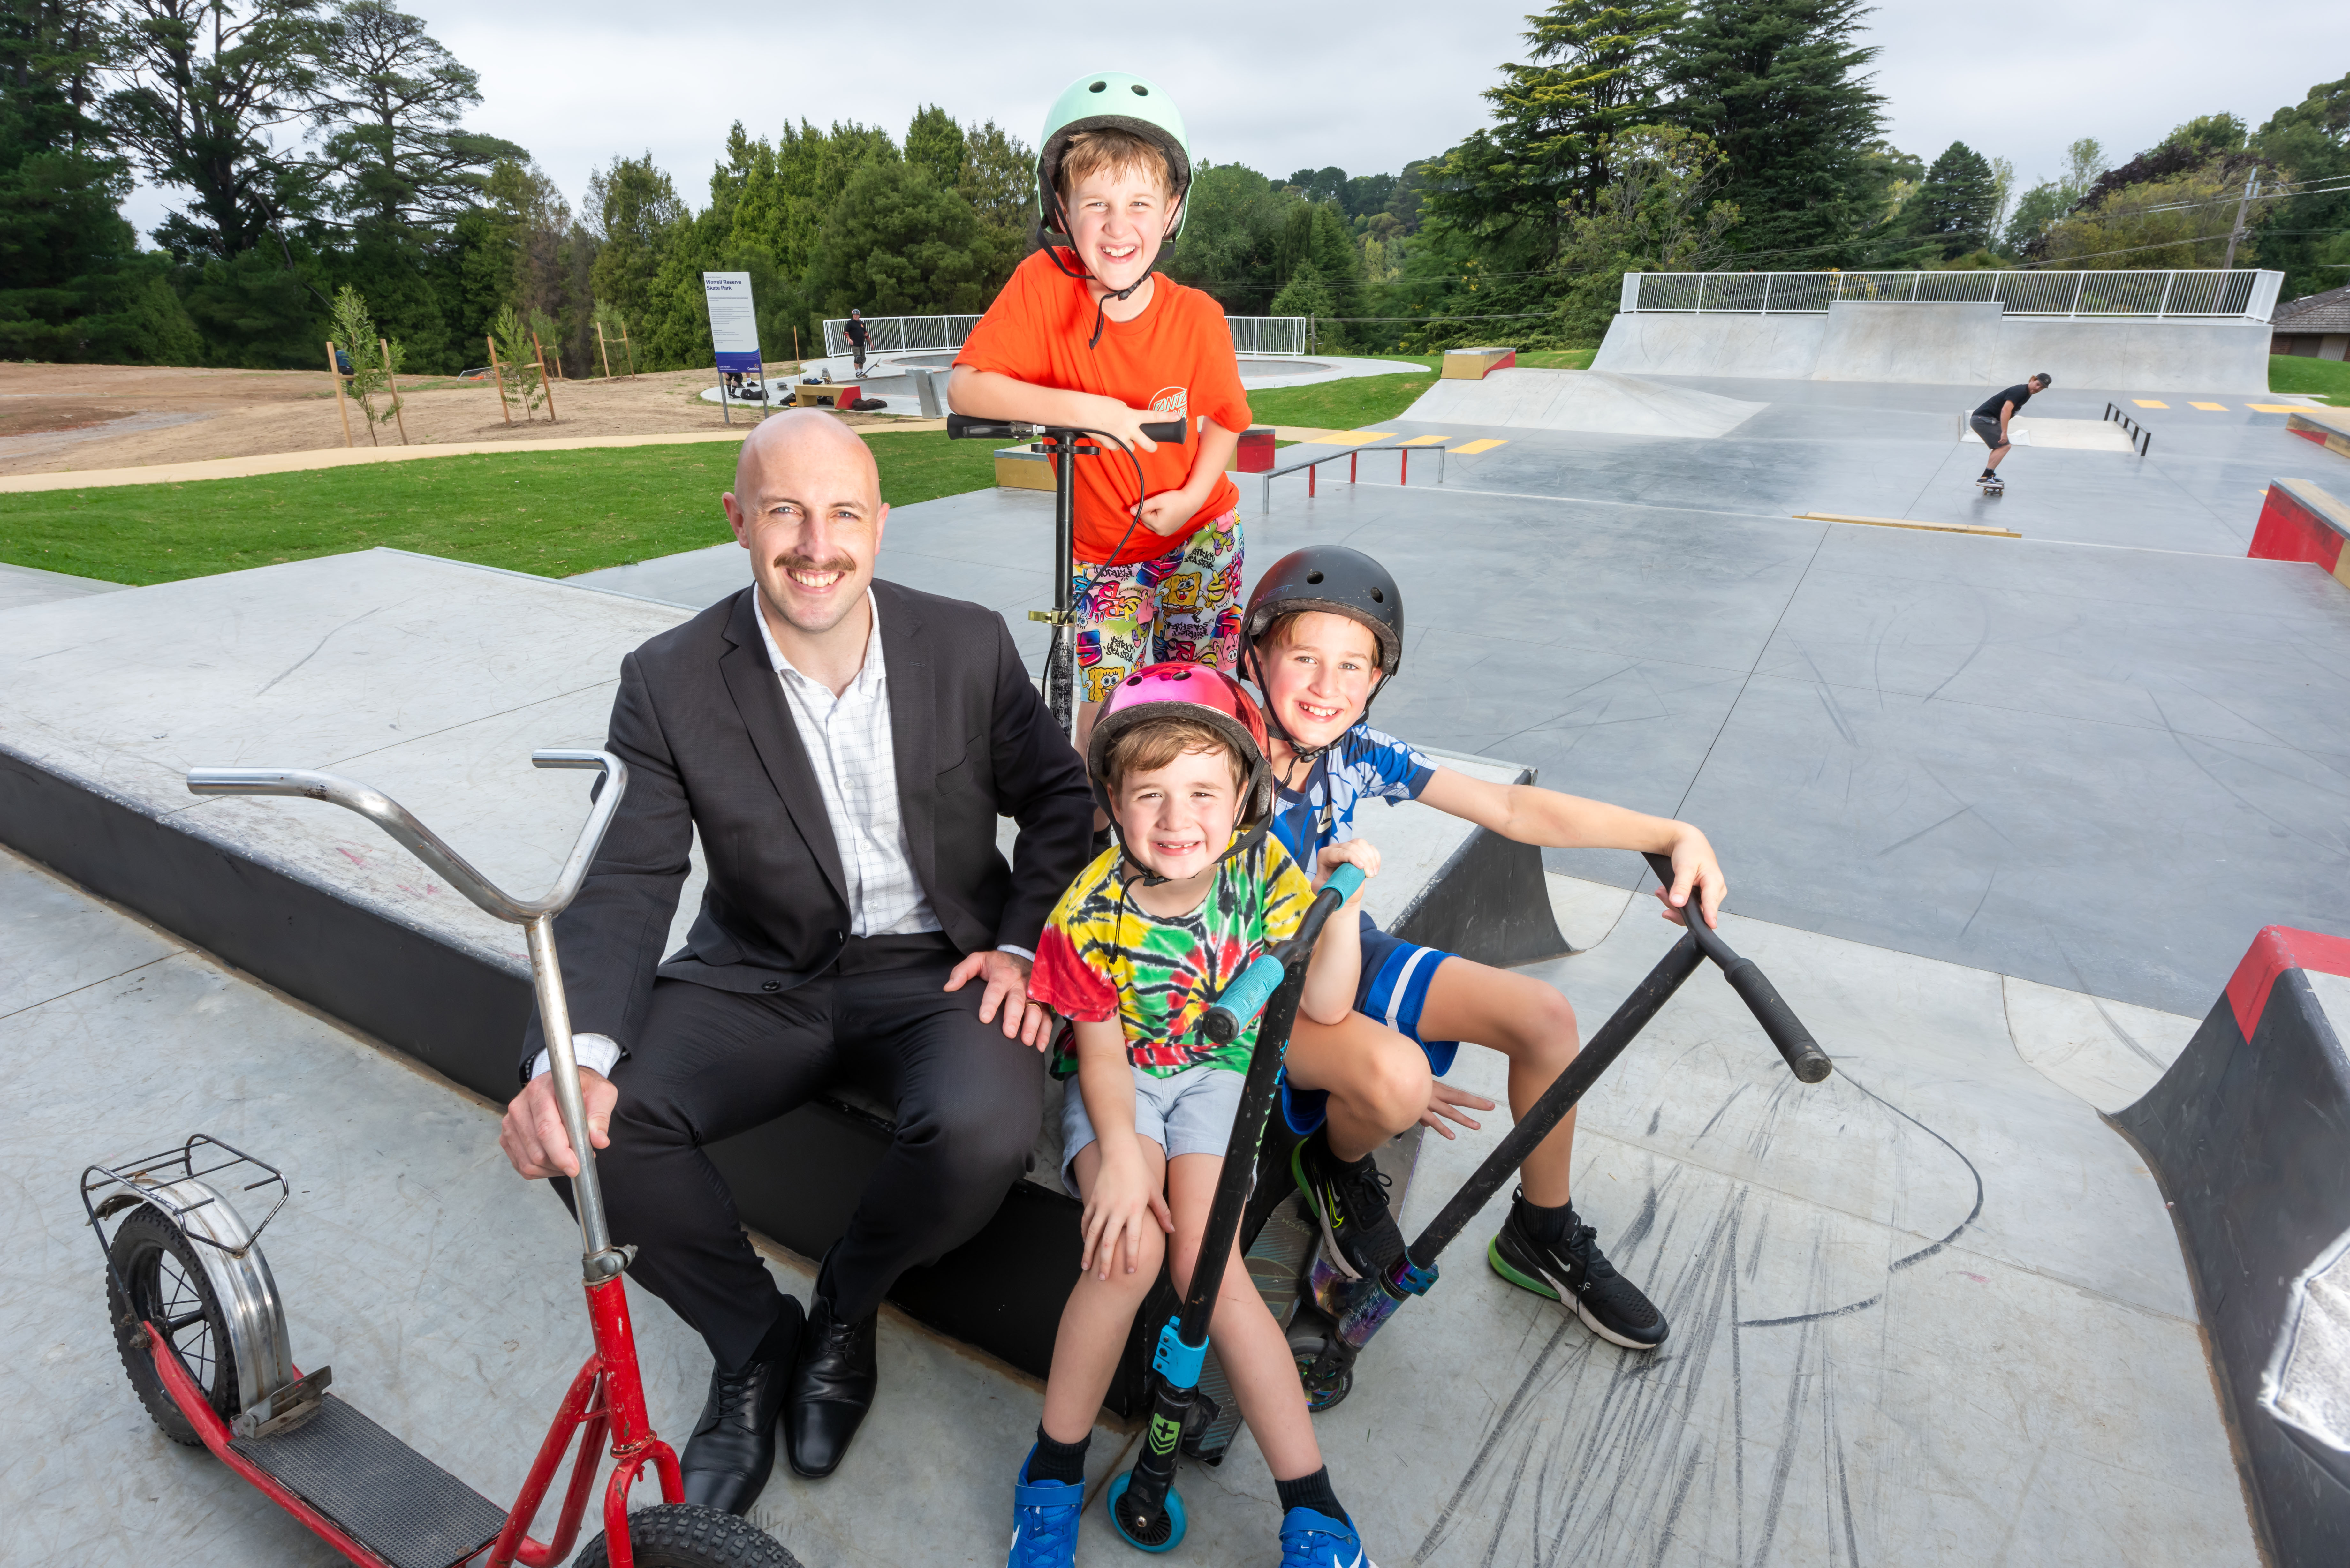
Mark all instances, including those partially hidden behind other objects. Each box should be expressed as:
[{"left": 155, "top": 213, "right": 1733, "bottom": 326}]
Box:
[
  {"left": 1972, "top": 373, "right": 2050, "bottom": 491},
  {"left": 845, "top": 309, "right": 870, "bottom": 373}
]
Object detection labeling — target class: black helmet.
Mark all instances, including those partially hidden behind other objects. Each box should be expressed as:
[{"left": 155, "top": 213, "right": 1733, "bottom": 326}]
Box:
[{"left": 1240, "top": 546, "right": 1405, "bottom": 680}]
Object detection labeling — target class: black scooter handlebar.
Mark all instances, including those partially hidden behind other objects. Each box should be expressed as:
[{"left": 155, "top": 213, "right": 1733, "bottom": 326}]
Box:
[
  {"left": 1641, "top": 852, "right": 1831, "bottom": 1083},
  {"left": 944, "top": 413, "right": 1186, "bottom": 445}
]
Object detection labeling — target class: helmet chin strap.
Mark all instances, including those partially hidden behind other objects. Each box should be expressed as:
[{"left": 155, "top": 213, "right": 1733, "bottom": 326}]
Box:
[
  {"left": 1107, "top": 758, "right": 1274, "bottom": 887},
  {"left": 1041, "top": 191, "right": 1186, "bottom": 349}
]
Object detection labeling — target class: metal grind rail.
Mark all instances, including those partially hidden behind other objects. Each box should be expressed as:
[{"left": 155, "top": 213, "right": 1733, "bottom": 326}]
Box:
[
  {"left": 1622, "top": 268, "right": 2285, "bottom": 322},
  {"left": 2103, "top": 403, "right": 2156, "bottom": 456},
  {"left": 1256, "top": 435, "right": 1483, "bottom": 512}
]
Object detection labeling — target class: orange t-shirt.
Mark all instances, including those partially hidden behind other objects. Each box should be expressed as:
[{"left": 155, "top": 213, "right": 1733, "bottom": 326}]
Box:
[{"left": 955, "top": 249, "right": 1251, "bottom": 566}]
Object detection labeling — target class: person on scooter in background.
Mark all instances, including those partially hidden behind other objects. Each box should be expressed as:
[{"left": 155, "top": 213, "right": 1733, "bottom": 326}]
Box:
[
  {"left": 949, "top": 73, "right": 1252, "bottom": 784},
  {"left": 1011, "top": 664, "right": 1381, "bottom": 1568},
  {"left": 1245, "top": 547, "right": 1727, "bottom": 1353}
]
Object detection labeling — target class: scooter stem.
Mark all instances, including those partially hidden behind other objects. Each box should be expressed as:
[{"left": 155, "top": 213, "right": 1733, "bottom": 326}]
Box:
[{"left": 526, "top": 914, "right": 622, "bottom": 1276}]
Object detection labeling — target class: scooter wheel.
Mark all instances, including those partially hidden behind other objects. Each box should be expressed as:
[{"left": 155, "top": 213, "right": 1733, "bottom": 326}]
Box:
[
  {"left": 106, "top": 1204, "right": 238, "bottom": 1445},
  {"left": 574, "top": 1503, "right": 803, "bottom": 1567},
  {"left": 1106, "top": 1470, "right": 1188, "bottom": 1554},
  {"left": 1286, "top": 1319, "right": 1353, "bottom": 1412}
]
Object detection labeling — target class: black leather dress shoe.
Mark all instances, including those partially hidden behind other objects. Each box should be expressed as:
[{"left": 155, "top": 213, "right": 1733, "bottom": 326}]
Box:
[
  {"left": 679, "top": 1298, "right": 804, "bottom": 1515},
  {"left": 784, "top": 1292, "right": 877, "bottom": 1478}
]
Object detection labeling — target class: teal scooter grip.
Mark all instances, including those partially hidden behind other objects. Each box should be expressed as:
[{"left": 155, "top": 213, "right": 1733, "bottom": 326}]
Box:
[{"left": 1199, "top": 863, "right": 1365, "bottom": 1043}]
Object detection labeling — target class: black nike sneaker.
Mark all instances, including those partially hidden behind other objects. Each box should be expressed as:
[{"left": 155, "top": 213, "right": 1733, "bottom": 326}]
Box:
[
  {"left": 1487, "top": 1192, "right": 1668, "bottom": 1350},
  {"left": 1292, "top": 1129, "right": 1405, "bottom": 1281}
]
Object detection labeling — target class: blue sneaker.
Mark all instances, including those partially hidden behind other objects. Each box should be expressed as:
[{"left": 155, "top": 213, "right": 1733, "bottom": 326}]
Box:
[
  {"left": 1279, "top": 1506, "right": 1376, "bottom": 1568},
  {"left": 1007, "top": 1449, "right": 1083, "bottom": 1568}
]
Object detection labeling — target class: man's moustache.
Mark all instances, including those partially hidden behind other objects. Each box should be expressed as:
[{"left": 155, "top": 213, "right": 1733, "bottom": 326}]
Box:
[{"left": 773, "top": 557, "right": 858, "bottom": 577}]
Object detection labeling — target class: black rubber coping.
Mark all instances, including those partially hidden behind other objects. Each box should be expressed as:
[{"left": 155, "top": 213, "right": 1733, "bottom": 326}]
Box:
[
  {"left": 0, "top": 743, "right": 1562, "bottom": 1400},
  {"left": 231, "top": 1394, "right": 506, "bottom": 1568},
  {"left": 2112, "top": 943, "right": 2350, "bottom": 1568}
]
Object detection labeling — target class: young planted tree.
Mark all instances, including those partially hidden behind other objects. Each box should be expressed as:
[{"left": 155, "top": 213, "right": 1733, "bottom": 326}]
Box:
[
  {"left": 488, "top": 301, "right": 542, "bottom": 415},
  {"left": 326, "top": 282, "right": 402, "bottom": 441}
]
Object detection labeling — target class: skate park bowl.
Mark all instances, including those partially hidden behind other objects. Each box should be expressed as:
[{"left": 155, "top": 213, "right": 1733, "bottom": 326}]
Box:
[{"left": 1593, "top": 267, "right": 2286, "bottom": 393}]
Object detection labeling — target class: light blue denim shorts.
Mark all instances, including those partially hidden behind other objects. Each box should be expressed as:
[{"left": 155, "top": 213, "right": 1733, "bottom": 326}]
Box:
[{"left": 1060, "top": 1060, "right": 1246, "bottom": 1193}]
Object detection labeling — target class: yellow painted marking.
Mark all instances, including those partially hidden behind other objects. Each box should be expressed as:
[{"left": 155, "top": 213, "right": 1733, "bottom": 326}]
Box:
[
  {"left": 1448, "top": 439, "right": 1510, "bottom": 456},
  {"left": 2190, "top": 402, "right": 2227, "bottom": 411},
  {"left": 2134, "top": 399, "right": 2168, "bottom": 408},
  {"left": 1397, "top": 434, "right": 1450, "bottom": 446},
  {"left": 1304, "top": 429, "right": 1398, "bottom": 446},
  {"left": 2249, "top": 403, "right": 2304, "bottom": 413},
  {"left": 1793, "top": 512, "right": 2021, "bottom": 539}
]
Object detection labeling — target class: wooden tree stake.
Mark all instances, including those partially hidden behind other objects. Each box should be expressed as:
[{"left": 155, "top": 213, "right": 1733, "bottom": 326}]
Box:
[
  {"left": 597, "top": 322, "right": 614, "bottom": 380},
  {"left": 325, "top": 341, "right": 354, "bottom": 448},
  {"left": 379, "top": 338, "right": 408, "bottom": 445},
  {"left": 487, "top": 334, "right": 513, "bottom": 424},
  {"left": 532, "top": 333, "right": 558, "bottom": 422}
]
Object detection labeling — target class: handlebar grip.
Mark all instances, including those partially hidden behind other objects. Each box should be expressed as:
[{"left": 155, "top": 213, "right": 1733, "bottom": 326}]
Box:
[
  {"left": 1201, "top": 954, "right": 1285, "bottom": 1044},
  {"left": 1322, "top": 861, "right": 1366, "bottom": 904},
  {"left": 945, "top": 413, "right": 1020, "bottom": 441},
  {"left": 1720, "top": 958, "right": 1832, "bottom": 1083},
  {"left": 1140, "top": 419, "right": 1187, "bottom": 445}
]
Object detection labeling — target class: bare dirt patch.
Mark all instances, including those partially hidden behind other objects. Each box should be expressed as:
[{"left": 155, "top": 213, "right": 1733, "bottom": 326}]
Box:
[{"left": 0, "top": 360, "right": 928, "bottom": 477}]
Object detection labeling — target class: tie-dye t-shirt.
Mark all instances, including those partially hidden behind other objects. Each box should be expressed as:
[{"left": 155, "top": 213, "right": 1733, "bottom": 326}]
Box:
[
  {"left": 1268, "top": 724, "right": 1437, "bottom": 870},
  {"left": 1030, "top": 841, "right": 1316, "bottom": 1076}
]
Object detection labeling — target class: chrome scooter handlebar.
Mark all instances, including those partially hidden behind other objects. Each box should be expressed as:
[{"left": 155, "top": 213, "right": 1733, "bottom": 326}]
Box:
[
  {"left": 187, "top": 750, "right": 629, "bottom": 924},
  {"left": 185, "top": 750, "right": 634, "bottom": 1278}
]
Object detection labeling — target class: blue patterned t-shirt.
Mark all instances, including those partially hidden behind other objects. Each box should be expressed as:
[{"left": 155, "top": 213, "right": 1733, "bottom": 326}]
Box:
[{"left": 1269, "top": 724, "right": 1437, "bottom": 870}]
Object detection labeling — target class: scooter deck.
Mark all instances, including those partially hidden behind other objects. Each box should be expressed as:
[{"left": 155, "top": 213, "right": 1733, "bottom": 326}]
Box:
[{"left": 229, "top": 1393, "right": 507, "bottom": 1568}]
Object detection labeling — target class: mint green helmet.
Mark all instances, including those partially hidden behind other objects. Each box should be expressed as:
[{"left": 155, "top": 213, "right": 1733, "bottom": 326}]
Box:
[{"left": 1036, "top": 71, "right": 1193, "bottom": 241}]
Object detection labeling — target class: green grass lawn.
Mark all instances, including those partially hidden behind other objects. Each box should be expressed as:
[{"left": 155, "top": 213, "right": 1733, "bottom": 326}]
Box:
[
  {"left": 2271, "top": 354, "right": 2350, "bottom": 404},
  {"left": 1247, "top": 369, "right": 1436, "bottom": 430},
  {"left": 0, "top": 428, "right": 998, "bottom": 586}
]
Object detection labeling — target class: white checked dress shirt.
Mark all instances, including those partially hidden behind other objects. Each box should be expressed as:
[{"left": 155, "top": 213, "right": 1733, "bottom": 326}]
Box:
[{"left": 534, "top": 590, "right": 1020, "bottom": 1082}]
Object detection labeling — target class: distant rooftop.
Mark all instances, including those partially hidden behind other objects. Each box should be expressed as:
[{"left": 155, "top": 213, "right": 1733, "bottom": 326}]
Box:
[{"left": 2272, "top": 282, "right": 2350, "bottom": 333}]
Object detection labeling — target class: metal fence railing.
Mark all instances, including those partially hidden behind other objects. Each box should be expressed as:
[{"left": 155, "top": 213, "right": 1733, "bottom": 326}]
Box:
[
  {"left": 1618, "top": 269, "right": 2285, "bottom": 323},
  {"left": 822, "top": 314, "right": 1312, "bottom": 359}
]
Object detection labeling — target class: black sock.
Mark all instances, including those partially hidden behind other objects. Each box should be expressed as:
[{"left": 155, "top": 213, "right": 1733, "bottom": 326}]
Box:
[
  {"left": 1027, "top": 1425, "right": 1090, "bottom": 1485},
  {"left": 1276, "top": 1468, "right": 1348, "bottom": 1524},
  {"left": 1521, "top": 1195, "right": 1576, "bottom": 1244}
]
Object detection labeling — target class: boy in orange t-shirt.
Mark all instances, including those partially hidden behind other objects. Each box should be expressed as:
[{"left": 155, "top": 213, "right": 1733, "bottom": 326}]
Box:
[{"left": 950, "top": 72, "right": 1252, "bottom": 721}]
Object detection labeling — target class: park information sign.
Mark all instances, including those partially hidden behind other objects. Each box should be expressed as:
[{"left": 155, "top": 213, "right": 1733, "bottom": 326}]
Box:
[{"left": 702, "top": 272, "right": 763, "bottom": 374}]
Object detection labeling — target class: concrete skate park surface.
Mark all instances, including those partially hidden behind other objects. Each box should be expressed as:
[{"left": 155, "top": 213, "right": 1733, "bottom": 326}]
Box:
[
  {"left": 1595, "top": 298, "right": 2278, "bottom": 392},
  {"left": 1399, "top": 366, "right": 1767, "bottom": 437},
  {"left": 7, "top": 366, "right": 2349, "bottom": 1563}
]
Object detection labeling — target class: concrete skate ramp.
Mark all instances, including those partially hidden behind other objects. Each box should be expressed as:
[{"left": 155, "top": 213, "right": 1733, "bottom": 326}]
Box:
[
  {"left": 1594, "top": 297, "right": 2275, "bottom": 392},
  {"left": 1399, "top": 367, "right": 1765, "bottom": 437},
  {"left": 2113, "top": 927, "right": 2350, "bottom": 1566}
]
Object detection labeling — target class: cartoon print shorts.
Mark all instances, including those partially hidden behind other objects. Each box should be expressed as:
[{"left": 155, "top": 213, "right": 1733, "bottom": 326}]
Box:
[{"left": 1073, "top": 512, "right": 1244, "bottom": 703}]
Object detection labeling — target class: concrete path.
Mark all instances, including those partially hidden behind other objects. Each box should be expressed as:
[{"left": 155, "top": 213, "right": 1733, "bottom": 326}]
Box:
[{"left": 1, "top": 839, "right": 2255, "bottom": 1567}]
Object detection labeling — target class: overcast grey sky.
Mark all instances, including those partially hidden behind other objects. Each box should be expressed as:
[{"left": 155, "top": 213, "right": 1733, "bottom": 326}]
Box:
[{"left": 120, "top": 3, "right": 2350, "bottom": 241}]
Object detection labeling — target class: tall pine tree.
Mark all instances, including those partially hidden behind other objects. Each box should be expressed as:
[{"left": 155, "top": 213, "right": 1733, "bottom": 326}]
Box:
[
  {"left": 1489, "top": 1, "right": 1681, "bottom": 212},
  {"left": 1658, "top": 0, "right": 1883, "bottom": 262},
  {"left": 1906, "top": 140, "right": 1997, "bottom": 258}
]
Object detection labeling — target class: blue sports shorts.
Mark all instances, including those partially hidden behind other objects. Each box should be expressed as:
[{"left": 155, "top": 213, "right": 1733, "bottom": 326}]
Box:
[{"left": 1280, "top": 915, "right": 1461, "bottom": 1136}]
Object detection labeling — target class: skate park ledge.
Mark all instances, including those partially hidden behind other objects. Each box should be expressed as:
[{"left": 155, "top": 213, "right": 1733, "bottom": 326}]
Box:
[
  {"left": 2288, "top": 405, "right": 2350, "bottom": 459},
  {"left": 2250, "top": 479, "right": 2350, "bottom": 590},
  {"left": 2114, "top": 925, "right": 2350, "bottom": 1567},
  {"left": 0, "top": 548, "right": 1570, "bottom": 1395}
]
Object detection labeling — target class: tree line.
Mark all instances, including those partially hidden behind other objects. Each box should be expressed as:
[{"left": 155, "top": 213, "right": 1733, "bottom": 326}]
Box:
[{"left": 6, "top": 0, "right": 2346, "bottom": 374}]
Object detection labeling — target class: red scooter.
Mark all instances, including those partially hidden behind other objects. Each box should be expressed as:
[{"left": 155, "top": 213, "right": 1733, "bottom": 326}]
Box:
[{"left": 81, "top": 751, "right": 801, "bottom": 1568}]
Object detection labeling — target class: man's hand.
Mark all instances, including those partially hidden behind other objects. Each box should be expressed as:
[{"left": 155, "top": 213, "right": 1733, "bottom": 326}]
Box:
[
  {"left": 1656, "top": 828, "right": 1727, "bottom": 930},
  {"left": 500, "top": 1067, "right": 616, "bottom": 1179},
  {"left": 946, "top": 948, "right": 1055, "bottom": 1049},
  {"left": 1420, "top": 1079, "right": 1497, "bottom": 1140}
]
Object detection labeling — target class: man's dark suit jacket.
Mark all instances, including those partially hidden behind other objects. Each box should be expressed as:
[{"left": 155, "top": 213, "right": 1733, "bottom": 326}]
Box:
[{"left": 520, "top": 579, "right": 1094, "bottom": 1075}]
